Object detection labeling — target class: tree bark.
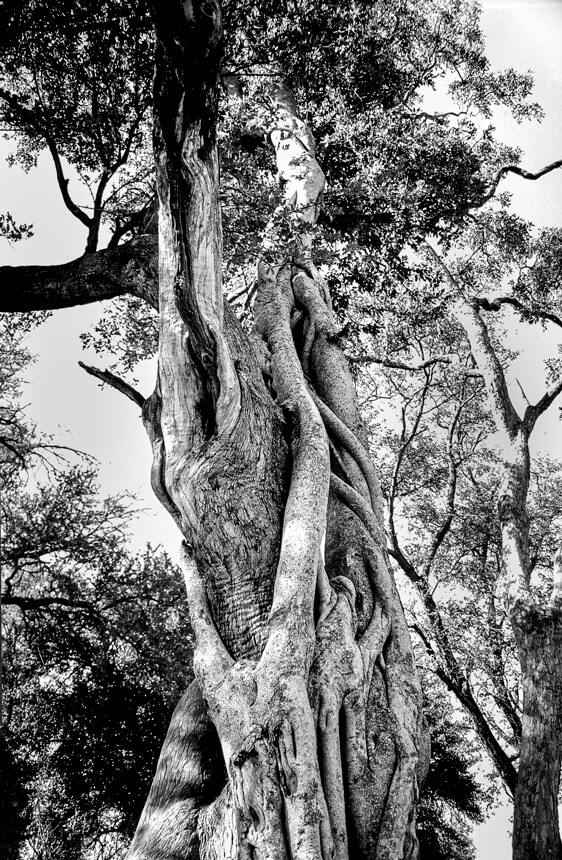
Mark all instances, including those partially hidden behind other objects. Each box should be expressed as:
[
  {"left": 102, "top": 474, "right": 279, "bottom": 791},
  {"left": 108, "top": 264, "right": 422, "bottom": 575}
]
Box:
[
  {"left": 126, "top": 2, "right": 427, "bottom": 859},
  {"left": 511, "top": 598, "right": 562, "bottom": 860},
  {"left": 0, "top": 235, "right": 159, "bottom": 311}
]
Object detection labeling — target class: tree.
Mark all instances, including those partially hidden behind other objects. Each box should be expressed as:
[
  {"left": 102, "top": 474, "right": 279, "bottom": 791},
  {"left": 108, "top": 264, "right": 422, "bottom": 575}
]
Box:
[
  {"left": 427, "top": 244, "right": 562, "bottom": 860},
  {"left": 1, "top": 465, "right": 194, "bottom": 859},
  {"left": 355, "top": 201, "right": 562, "bottom": 859},
  {"left": 1, "top": 1, "right": 555, "bottom": 857},
  {"left": 366, "top": 337, "right": 523, "bottom": 793},
  {"left": 416, "top": 683, "right": 490, "bottom": 860}
]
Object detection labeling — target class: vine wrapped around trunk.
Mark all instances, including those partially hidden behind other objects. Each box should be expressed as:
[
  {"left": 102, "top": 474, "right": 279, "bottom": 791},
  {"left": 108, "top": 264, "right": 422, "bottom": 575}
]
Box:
[{"left": 127, "top": 3, "right": 428, "bottom": 859}]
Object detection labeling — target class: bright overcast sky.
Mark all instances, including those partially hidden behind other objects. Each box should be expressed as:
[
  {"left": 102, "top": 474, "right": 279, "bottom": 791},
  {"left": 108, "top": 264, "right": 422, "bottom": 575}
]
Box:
[{"left": 1, "top": 3, "right": 561, "bottom": 855}]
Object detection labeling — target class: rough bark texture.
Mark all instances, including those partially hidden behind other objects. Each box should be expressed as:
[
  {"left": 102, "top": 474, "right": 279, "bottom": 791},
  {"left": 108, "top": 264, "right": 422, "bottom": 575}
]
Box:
[
  {"left": 511, "top": 599, "right": 562, "bottom": 860},
  {"left": 123, "top": 3, "right": 428, "bottom": 859},
  {"left": 0, "top": 235, "right": 159, "bottom": 311}
]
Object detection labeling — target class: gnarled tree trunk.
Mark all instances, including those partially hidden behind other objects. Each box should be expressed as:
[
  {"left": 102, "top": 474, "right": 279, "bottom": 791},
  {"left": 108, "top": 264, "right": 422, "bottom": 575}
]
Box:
[{"left": 127, "top": 4, "right": 428, "bottom": 858}]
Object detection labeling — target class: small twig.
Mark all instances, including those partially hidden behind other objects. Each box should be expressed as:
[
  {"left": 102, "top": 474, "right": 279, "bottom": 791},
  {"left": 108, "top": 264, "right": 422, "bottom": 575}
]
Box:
[{"left": 514, "top": 379, "right": 530, "bottom": 410}]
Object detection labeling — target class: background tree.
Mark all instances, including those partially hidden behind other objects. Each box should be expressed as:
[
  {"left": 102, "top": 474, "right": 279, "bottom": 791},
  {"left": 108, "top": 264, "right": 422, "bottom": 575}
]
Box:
[
  {"left": 1, "top": 465, "right": 194, "bottom": 859},
  {"left": 416, "top": 682, "right": 491, "bottom": 860},
  {"left": 352, "top": 193, "right": 562, "bottom": 858}
]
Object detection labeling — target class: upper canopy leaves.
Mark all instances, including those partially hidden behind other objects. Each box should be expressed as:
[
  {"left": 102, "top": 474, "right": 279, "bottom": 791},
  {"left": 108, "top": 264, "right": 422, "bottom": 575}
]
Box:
[{"left": 1, "top": 0, "right": 154, "bottom": 249}]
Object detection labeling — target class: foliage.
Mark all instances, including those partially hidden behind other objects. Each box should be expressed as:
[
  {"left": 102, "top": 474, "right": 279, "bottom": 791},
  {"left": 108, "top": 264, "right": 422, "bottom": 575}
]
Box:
[
  {"left": 1, "top": 466, "right": 194, "bottom": 858},
  {"left": 0, "top": 0, "right": 154, "bottom": 251},
  {"left": 417, "top": 683, "right": 490, "bottom": 860},
  {"left": 0, "top": 730, "right": 31, "bottom": 860},
  {"left": 0, "top": 312, "right": 55, "bottom": 477},
  {"left": 0, "top": 212, "right": 33, "bottom": 242},
  {"left": 1, "top": 0, "right": 541, "bottom": 371},
  {"left": 213, "top": 0, "right": 544, "bottom": 381}
]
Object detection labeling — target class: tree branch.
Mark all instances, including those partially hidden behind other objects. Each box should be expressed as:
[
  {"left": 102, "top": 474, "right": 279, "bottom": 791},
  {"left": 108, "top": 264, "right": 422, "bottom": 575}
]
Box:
[
  {"left": 421, "top": 399, "right": 464, "bottom": 578},
  {"left": 425, "top": 243, "right": 521, "bottom": 436},
  {"left": 78, "top": 362, "right": 146, "bottom": 408},
  {"left": 0, "top": 234, "right": 158, "bottom": 312},
  {"left": 0, "top": 87, "right": 88, "bottom": 231},
  {"left": 3, "top": 593, "right": 98, "bottom": 613},
  {"left": 480, "top": 158, "right": 562, "bottom": 206},
  {"left": 476, "top": 295, "right": 562, "bottom": 331},
  {"left": 45, "top": 134, "right": 94, "bottom": 230},
  {"left": 369, "top": 355, "right": 452, "bottom": 372},
  {"left": 523, "top": 376, "right": 562, "bottom": 433},
  {"left": 388, "top": 546, "right": 421, "bottom": 583},
  {"left": 106, "top": 195, "right": 159, "bottom": 251},
  {"left": 84, "top": 168, "right": 112, "bottom": 253}
]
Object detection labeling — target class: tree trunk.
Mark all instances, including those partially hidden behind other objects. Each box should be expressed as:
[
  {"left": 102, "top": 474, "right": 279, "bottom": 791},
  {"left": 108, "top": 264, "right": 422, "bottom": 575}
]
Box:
[
  {"left": 448, "top": 277, "right": 562, "bottom": 860},
  {"left": 511, "top": 598, "right": 562, "bottom": 860},
  {"left": 127, "top": 3, "right": 428, "bottom": 858},
  {"left": 497, "top": 438, "right": 562, "bottom": 860}
]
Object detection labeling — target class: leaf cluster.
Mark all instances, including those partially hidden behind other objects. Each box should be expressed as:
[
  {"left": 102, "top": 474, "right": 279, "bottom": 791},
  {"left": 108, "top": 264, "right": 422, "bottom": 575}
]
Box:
[{"left": 417, "top": 682, "right": 491, "bottom": 860}]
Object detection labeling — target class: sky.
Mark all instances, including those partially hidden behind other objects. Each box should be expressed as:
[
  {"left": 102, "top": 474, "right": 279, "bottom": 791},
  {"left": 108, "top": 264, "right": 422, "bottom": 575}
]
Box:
[{"left": 1, "top": 1, "right": 562, "bottom": 857}]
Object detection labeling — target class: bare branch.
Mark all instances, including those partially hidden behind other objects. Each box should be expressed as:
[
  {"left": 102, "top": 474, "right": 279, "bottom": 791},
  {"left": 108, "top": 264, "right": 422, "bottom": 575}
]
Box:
[
  {"left": 78, "top": 362, "right": 146, "bottom": 408},
  {"left": 369, "top": 355, "right": 452, "bottom": 372},
  {"left": 402, "top": 110, "right": 469, "bottom": 122},
  {"left": 476, "top": 295, "right": 562, "bottom": 331},
  {"left": 480, "top": 158, "right": 562, "bottom": 206}
]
